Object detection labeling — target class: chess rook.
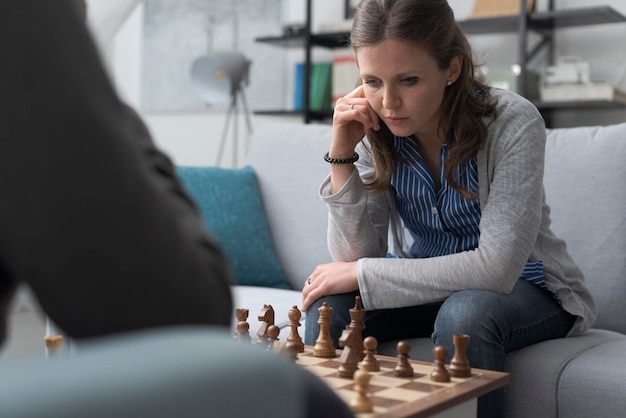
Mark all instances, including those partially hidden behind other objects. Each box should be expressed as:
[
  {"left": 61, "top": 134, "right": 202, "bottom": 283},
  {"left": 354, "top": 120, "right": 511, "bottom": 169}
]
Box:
[
  {"left": 449, "top": 334, "right": 472, "bottom": 378},
  {"left": 234, "top": 308, "right": 251, "bottom": 342}
]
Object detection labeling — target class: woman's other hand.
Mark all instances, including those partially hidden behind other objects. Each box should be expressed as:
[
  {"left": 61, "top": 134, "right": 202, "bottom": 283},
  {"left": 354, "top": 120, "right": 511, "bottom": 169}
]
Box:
[{"left": 301, "top": 261, "right": 359, "bottom": 312}]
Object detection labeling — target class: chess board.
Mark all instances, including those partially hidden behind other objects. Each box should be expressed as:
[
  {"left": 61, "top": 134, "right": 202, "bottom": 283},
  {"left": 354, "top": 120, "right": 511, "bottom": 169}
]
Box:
[{"left": 295, "top": 347, "right": 509, "bottom": 418}]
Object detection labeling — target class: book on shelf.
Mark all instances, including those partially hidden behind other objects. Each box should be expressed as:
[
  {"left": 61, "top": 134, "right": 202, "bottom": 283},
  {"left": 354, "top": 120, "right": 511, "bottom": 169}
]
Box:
[
  {"left": 293, "top": 62, "right": 305, "bottom": 111},
  {"left": 539, "top": 82, "right": 626, "bottom": 104},
  {"left": 331, "top": 49, "right": 359, "bottom": 106},
  {"left": 293, "top": 61, "right": 333, "bottom": 112}
]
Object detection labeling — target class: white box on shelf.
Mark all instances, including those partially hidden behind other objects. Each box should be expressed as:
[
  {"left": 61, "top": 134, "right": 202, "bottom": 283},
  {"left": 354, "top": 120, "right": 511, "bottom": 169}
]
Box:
[
  {"left": 539, "top": 82, "right": 626, "bottom": 104},
  {"left": 543, "top": 56, "right": 591, "bottom": 86}
]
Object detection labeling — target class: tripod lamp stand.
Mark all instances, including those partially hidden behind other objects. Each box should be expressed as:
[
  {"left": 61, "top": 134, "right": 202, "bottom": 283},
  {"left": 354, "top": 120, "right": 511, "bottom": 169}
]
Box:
[{"left": 190, "top": 52, "right": 253, "bottom": 167}]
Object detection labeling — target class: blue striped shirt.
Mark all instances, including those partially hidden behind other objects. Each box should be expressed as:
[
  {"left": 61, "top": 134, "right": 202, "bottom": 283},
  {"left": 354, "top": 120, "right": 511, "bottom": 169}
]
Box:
[{"left": 390, "top": 136, "right": 551, "bottom": 294}]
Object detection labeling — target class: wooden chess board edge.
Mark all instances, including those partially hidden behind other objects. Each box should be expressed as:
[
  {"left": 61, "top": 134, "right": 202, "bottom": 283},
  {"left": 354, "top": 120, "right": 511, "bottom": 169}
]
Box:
[{"left": 381, "top": 370, "right": 510, "bottom": 418}]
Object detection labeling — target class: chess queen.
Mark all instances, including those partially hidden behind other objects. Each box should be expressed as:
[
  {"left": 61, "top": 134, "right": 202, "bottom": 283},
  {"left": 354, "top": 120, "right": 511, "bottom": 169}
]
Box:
[{"left": 300, "top": 1, "right": 596, "bottom": 417}]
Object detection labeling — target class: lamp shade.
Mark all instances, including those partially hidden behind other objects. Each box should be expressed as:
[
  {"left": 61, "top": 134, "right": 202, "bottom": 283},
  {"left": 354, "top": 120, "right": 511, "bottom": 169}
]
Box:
[{"left": 190, "top": 51, "right": 251, "bottom": 105}]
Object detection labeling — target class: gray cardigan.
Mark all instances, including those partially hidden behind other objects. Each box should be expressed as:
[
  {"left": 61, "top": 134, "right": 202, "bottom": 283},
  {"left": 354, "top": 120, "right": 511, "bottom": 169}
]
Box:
[{"left": 320, "top": 88, "right": 596, "bottom": 336}]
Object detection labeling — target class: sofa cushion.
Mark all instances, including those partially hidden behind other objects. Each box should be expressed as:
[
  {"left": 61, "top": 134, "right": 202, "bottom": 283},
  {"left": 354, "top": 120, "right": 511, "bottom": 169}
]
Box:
[
  {"left": 504, "top": 329, "right": 625, "bottom": 418},
  {"left": 544, "top": 123, "right": 626, "bottom": 333},
  {"left": 176, "top": 166, "right": 289, "bottom": 289},
  {"left": 557, "top": 337, "right": 626, "bottom": 418},
  {"left": 245, "top": 122, "right": 334, "bottom": 290}
]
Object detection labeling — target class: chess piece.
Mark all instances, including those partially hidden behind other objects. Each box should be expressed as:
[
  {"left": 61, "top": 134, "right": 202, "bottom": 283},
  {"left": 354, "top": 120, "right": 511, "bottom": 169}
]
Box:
[
  {"left": 267, "top": 325, "right": 280, "bottom": 350},
  {"left": 430, "top": 345, "right": 451, "bottom": 382},
  {"left": 359, "top": 336, "right": 380, "bottom": 372},
  {"left": 313, "top": 302, "right": 336, "bottom": 357},
  {"left": 255, "top": 304, "right": 275, "bottom": 344},
  {"left": 349, "top": 366, "right": 373, "bottom": 413},
  {"left": 393, "top": 341, "right": 414, "bottom": 377},
  {"left": 285, "top": 305, "right": 305, "bottom": 353},
  {"left": 349, "top": 295, "right": 366, "bottom": 361},
  {"left": 44, "top": 335, "right": 63, "bottom": 359},
  {"left": 234, "top": 308, "right": 251, "bottom": 343},
  {"left": 449, "top": 334, "right": 471, "bottom": 378},
  {"left": 280, "top": 341, "right": 300, "bottom": 363},
  {"left": 338, "top": 326, "right": 360, "bottom": 378}
]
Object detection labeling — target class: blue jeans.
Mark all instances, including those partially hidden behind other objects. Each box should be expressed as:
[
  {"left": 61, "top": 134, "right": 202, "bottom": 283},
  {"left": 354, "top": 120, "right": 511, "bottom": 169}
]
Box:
[{"left": 304, "top": 279, "right": 575, "bottom": 418}]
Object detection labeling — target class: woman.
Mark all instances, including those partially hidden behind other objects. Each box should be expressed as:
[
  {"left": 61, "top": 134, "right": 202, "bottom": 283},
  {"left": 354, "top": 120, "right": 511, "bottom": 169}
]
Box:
[{"left": 301, "top": 0, "right": 596, "bottom": 416}]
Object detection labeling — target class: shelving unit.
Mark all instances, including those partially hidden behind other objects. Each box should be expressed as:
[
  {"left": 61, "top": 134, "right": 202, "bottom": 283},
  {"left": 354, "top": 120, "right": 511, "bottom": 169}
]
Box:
[
  {"left": 254, "top": 0, "right": 350, "bottom": 123},
  {"left": 463, "top": 1, "right": 626, "bottom": 126},
  {"left": 255, "top": 0, "right": 626, "bottom": 125}
]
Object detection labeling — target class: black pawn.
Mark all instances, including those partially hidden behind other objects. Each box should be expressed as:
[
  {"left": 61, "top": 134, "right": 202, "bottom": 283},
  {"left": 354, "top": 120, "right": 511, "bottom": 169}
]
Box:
[
  {"left": 394, "top": 341, "right": 414, "bottom": 377},
  {"left": 430, "top": 345, "right": 451, "bottom": 382}
]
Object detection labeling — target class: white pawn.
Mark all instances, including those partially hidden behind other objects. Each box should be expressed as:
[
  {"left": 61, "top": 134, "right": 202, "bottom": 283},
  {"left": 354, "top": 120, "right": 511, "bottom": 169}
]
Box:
[{"left": 349, "top": 366, "right": 373, "bottom": 413}]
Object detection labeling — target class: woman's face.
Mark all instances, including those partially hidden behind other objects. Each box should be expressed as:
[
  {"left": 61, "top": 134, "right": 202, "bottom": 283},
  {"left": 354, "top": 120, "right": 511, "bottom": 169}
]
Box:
[{"left": 357, "top": 39, "right": 456, "bottom": 139}]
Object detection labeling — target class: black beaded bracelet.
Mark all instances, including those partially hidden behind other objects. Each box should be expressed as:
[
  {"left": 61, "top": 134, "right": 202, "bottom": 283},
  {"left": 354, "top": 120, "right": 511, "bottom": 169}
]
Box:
[{"left": 323, "top": 152, "right": 359, "bottom": 164}]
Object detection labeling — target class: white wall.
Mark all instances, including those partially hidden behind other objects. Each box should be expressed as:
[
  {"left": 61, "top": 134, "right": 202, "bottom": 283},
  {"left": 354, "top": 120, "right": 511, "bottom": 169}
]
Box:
[
  {"left": 97, "top": 0, "right": 626, "bottom": 166},
  {"left": 103, "top": 1, "right": 308, "bottom": 168}
]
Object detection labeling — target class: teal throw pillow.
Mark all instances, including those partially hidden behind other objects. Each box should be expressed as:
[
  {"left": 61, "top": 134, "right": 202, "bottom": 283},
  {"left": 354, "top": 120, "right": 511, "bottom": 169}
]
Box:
[{"left": 176, "top": 165, "right": 290, "bottom": 289}]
